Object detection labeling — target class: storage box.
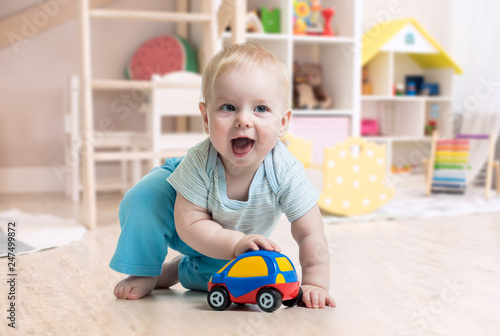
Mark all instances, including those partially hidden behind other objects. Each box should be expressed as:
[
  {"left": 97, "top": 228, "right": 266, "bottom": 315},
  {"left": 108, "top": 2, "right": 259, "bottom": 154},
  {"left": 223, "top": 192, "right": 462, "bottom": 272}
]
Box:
[
  {"left": 421, "top": 83, "right": 440, "bottom": 96},
  {"left": 361, "top": 119, "right": 379, "bottom": 135}
]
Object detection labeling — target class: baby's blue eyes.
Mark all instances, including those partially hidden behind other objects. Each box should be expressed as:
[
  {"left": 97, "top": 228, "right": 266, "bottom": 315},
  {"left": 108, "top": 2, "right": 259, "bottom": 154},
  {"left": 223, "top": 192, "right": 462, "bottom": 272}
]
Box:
[
  {"left": 255, "top": 106, "right": 268, "bottom": 113},
  {"left": 220, "top": 104, "right": 268, "bottom": 113},
  {"left": 221, "top": 104, "right": 236, "bottom": 112}
]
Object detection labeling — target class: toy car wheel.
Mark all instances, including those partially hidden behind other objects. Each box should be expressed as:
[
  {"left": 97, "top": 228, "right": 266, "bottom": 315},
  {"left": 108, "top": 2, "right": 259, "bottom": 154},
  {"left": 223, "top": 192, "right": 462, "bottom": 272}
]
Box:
[
  {"left": 208, "top": 287, "right": 231, "bottom": 311},
  {"left": 257, "top": 288, "right": 282, "bottom": 313},
  {"left": 283, "top": 287, "right": 303, "bottom": 307}
]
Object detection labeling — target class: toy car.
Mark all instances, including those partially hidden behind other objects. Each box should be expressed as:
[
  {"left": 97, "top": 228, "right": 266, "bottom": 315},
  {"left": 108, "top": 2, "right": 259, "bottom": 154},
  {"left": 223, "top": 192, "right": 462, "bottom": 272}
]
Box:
[{"left": 207, "top": 250, "right": 302, "bottom": 312}]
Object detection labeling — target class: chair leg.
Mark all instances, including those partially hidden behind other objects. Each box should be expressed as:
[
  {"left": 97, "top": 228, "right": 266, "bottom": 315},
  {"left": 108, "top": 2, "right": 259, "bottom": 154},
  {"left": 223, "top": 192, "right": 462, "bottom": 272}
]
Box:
[
  {"left": 423, "top": 158, "right": 430, "bottom": 186},
  {"left": 484, "top": 133, "right": 497, "bottom": 199},
  {"left": 494, "top": 161, "right": 500, "bottom": 194},
  {"left": 485, "top": 162, "right": 492, "bottom": 200},
  {"left": 425, "top": 131, "right": 438, "bottom": 196}
]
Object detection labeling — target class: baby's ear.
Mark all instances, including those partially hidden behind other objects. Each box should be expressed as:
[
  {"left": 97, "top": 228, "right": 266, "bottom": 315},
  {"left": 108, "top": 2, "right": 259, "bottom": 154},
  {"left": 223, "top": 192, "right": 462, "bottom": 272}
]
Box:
[
  {"left": 199, "top": 102, "right": 209, "bottom": 134},
  {"left": 279, "top": 109, "right": 292, "bottom": 138}
]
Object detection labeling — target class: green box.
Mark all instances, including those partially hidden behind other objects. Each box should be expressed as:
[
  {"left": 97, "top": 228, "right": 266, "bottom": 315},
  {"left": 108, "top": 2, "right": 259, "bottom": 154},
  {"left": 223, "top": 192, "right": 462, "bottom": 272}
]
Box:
[{"left": 261, "top": 8, "right": 280, "bottom": 33}]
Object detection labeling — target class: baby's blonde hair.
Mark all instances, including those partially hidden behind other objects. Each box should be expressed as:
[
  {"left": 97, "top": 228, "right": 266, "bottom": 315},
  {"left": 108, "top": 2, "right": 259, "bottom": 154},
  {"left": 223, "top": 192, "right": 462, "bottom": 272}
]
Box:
[{"left": 202, "top": 42, "right": 291, "bottom": 107}]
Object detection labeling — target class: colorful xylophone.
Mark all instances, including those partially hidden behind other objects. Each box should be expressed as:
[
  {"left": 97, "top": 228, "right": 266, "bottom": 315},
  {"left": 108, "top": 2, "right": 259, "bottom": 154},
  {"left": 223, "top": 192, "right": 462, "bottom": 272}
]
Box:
[
  {"left": 426, "top": 132, "right": 499, "bottom": 199},
  {"left": 431, "top": 139, "right": 470, "bottom": 194}
]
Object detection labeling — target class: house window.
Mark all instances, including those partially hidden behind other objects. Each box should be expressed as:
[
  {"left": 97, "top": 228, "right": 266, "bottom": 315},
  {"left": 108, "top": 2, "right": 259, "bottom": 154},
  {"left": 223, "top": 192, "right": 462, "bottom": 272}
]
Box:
[{"left": 405, "top": 32, "right": 415, "bottom": 45}]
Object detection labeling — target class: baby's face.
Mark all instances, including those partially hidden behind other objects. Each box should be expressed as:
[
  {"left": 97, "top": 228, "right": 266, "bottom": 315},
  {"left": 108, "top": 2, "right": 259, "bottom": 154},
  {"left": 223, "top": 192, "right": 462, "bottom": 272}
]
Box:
[{"left": 200, "top": 63, "right": 291, "bottom": 172}]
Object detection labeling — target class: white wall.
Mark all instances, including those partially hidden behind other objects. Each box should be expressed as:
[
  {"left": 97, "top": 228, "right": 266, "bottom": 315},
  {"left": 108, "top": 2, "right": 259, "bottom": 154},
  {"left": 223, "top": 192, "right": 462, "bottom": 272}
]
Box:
[
  {"left": 362, "top": 0, "right": 452, "bottom": 50},
  {"left": 450, "top": 0, "right": 500, "bottom": 179},
  {"left": 450, "top": 0, "right": 500, "bottom": 116}
]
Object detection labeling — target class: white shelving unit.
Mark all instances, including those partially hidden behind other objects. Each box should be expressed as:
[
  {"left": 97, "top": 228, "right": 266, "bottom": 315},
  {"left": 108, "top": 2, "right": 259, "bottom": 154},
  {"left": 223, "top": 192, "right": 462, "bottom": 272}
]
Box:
[
  {"left": 223, "top": 0, "right": 361, "bottom": 162},
  {"left": 362, "top": 92, "right": 454, "bottom": 173},
  {"left": 360, "top": 19, "right": 462, "bottom": 173},
  {"left": 78, "top": 0, "right": 218, "bottom": 229}
]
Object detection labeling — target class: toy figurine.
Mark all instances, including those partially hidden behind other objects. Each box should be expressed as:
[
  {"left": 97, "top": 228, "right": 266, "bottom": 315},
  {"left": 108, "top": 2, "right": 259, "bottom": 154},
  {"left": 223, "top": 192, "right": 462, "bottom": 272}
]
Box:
[
  {"left": 321, "top": 7, "right": 335, "bottom": 36},
  {"left": 207, "top": 250, "right": 303, "bottom": 312},
  {"left": 260, "top": 8, "right": 281, "bottom": 33},
  {"left": 293, "top": 62, "right": 332, "bottom": 109}
]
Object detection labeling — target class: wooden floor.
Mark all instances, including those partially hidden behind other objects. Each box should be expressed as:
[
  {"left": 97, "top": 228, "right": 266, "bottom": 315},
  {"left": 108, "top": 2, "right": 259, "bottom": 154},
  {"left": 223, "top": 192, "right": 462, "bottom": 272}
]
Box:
[{"left": 1, "top": 192, "right": 499, "bottom": 336}]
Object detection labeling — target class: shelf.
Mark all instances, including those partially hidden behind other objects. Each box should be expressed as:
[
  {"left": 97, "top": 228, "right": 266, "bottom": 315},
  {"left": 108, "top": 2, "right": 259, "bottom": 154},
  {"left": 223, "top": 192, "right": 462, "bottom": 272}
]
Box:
[
  {"left": 97, "top": 132, "right": 150, "bottom": 148},
  {"left": 91, "top": 79, "right": 200, "bottom": 91},
  {"left": 222, "top": 0, "right": 360, "bottom": 162},
  {"left": 94, "top": 133, "right": 208, "bottom": 162},
  {"left": 293, "top": 35, "right": 354, "bottom": 44},
  {"left": 222, "top": 33, "right": 355, "bottom": 44},
  {"left": 89, "top": 9, "right": 212, "bottom": 22},
  {"left": 293, "top": 109, "right": 353, "bottom": 117},
  {"left": 94, "top": 150, "right": 186, "bottom": 162},
  {"left": 223, "top": 32, "right": 289, "bottom": 42},
  {"left": 425, "top": 96, "right": 453, "bottom": 102},
  {"left": 363, "top": 135, "right": 432, "bottom": 142},
  {"left": 359, "top": 17, "right": 458, "bottom": 173},
  {"left": 78, "top": 0, "right": 219, "bottom": 229},
  {"left": 362, "top": 95, "right": 452, "bottom": 102}
]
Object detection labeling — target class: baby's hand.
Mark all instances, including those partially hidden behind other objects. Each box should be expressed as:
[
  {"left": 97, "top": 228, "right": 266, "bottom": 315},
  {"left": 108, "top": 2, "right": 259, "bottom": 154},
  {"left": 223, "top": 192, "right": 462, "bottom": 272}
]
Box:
[
  {"left": 234, "top": 234, "right": 281, "bottom": 257},
  {"left": 300, "top": 285, "right": 336, "bottom": 309}
]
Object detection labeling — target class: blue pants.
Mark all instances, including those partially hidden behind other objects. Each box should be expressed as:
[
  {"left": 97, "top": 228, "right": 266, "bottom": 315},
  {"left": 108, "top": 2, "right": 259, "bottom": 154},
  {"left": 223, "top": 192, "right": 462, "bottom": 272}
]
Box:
[{"left": 109, "top": 157, "right": 229, "bottom": 291}]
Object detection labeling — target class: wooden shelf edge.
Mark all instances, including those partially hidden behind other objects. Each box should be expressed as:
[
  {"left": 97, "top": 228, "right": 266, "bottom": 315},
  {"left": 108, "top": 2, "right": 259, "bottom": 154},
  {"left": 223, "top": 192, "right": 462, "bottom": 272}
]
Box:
[
  {"left": 89, "top": 9, "right": 212, "bottom": 22},
  {"left": 222, "top": 32, "right": 355, "bottom": 44},
  {"left": 91, "top": 79, "right": 200, "bottom": 91},
  {"left": 293, "top": 35, "right": 355, "bottom": 44},
  {"left": 362, "top": 95, "right": 452, "bottom": 102},
  {"left": 363, "top": 136, "right": 433, "bottom": 142},
  {"left": 94, "top": 150, "right": 187, "bottom": 161},
  {"left": 293, "top": 109, "right": 354, "bottom": 117}
]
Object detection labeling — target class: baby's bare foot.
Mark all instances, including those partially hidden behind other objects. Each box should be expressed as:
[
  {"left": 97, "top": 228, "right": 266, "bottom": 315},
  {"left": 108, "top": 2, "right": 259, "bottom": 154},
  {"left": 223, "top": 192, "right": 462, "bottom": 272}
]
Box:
[
  {"left": 114, "top": 276, "right": 158, "bottom": 300},
  {"left": 113, "top": 256, "right": 183, "bottom": 300}
]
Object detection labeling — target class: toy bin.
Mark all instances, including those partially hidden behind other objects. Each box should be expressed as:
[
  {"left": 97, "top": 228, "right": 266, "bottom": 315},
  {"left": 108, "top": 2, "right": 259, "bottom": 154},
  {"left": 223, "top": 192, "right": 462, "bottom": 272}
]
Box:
[{"left": 361, "top": 119, "right": 379, "bottom": 135}]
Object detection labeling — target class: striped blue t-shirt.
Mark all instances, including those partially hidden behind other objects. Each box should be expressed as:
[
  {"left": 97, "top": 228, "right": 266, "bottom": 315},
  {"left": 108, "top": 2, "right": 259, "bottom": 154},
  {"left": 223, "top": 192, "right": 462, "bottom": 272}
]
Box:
[{"left": 167, "top": 138, "right": 319, "bottom": 238}]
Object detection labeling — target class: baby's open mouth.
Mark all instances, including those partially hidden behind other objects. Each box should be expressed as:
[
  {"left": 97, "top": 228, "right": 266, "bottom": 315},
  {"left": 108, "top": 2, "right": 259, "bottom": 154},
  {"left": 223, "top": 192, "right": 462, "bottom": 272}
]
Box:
[{"left": 231, "top": 138, "right": 255, "bottom": 157}]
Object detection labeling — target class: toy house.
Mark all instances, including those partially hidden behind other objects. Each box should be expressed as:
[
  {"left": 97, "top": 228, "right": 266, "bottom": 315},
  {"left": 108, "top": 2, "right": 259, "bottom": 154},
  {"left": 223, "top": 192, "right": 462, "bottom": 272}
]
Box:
[{"left": 360, "top": 18, "right": 462, "bottom": 173}]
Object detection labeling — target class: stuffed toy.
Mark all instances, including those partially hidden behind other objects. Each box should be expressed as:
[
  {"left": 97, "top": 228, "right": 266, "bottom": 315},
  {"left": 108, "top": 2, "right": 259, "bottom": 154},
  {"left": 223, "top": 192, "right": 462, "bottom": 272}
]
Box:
[{"left": 293, "top": 62, "right": 332, "bottom": 109}]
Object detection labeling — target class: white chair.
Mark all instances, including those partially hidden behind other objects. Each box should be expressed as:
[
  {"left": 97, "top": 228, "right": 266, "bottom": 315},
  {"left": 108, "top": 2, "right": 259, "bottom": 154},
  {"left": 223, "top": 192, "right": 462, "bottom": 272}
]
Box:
[
  {"left": 147, "top": 72, "right": 207, "bottom": 168},
  {"left": 64, "top": 76, "right": 149, "bottom": 201}
]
